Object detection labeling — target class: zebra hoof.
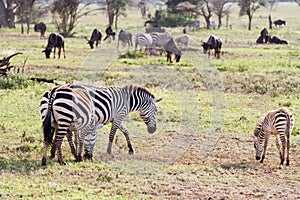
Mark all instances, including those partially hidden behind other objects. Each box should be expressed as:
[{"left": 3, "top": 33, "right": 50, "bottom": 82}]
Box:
[
  {"left": 41, "top": 159, "right": 46, "bottom": 166},
  {"left": 84, "top": 153, "right": 93, "bottom": 160}
]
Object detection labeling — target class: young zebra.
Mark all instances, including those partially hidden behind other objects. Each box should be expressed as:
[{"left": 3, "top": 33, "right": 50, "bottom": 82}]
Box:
[
  {"left": 134, "top": 33, "right": 153, "bottom": 54},
  {"left": 41, "top": 86, "right": 96, "bottom": 166},
  {"left": 69, "top": 84, "right": 162, "bottom": 156},
  {"left": 252, "top": 108, "right": 294, "bottom": 166}
]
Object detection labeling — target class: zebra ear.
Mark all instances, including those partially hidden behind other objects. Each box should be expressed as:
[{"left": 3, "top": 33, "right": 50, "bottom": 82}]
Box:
[{"left": 154, "top": 98, "right": 163, "bottom": 103}]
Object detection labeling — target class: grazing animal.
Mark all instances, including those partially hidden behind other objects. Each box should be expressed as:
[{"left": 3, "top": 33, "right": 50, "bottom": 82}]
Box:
[
  {"left": 270, "top": 36, "right": 288, "bottom": 44},
  {"left": 134, "top": 33, "right": 153, "bottom": 54},
  {"left": 175, "top": 35, "right": 190, "bottom": 49},
  {"left": 150, "top": 32, "right": 173, "bottom": 55},
  {"left": 256, "top": 28, "right": 270, "bottom": 44},
  {"left": 189, "top": 20, "right": 200, "bottom": 31},
  {"left": 43, "top": 33, "right": 66, "bottom": 59},
  {"left": 103, "top": 25, "right": 116, "bottom": 42},
  {"left": 41, "top": 86, "right": 96, "bottom": 166},
  {"left": 145, "top": 26, "right": 165, "bottom": 33},
  {"left": 34, "top": 22, "right": 46, "bottom": 37},
  {"left": 68, "top": 84, "right": 163, "bottom": 156},
  {"left": 252, "top": 108, "right": 294, "bottom": 166},
  {"left": 164, "top": 39, "right": 181, "bottom": 63},
  {"left": 118, "top": 29, "right": 133, "bottom": 50},
  {"left": 201, "top": 34, "right": 222, "bottom": 58},
  {"left": 86, "top": 28, "right": 102, "bottom": 49},
  {"left": 273, "top": 19, "right": 286, "bottom": 28}
]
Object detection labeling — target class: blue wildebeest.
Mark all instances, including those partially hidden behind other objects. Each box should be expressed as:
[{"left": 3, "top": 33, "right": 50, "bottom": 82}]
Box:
[
  {"left": 256, "top": 28, "right": 270, "bottom": 44},
  {"left": 118, "top": 29, "right": 133, "bottom": 50},
  {"left": 270, "top": 36, "right": 288, "bottom": 44},
  {"left": 274, "top": 19, "right": 286, "bottom": 28},
  {"left": 103, "top": 26, "right": 116, "bottom": 42},
  {"left": 86, "top": 28, "right": 102, "bottom": 49},
  {"left": 201, "top": 34, "right": 222, "bottom": 58},
  {"left": 164, "top": 39, "right": 181, "bottom": 63},
  {"left": 43, "top": 33, "right": 66, "bottom": 59},
  {"left": 34, "top": 22, "right": 46, "bottom": 37}
]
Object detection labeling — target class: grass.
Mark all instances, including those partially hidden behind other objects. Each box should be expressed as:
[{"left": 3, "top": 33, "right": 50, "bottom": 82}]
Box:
[{"left": 0, "top": 2, "right": 300, "bottom": 199}]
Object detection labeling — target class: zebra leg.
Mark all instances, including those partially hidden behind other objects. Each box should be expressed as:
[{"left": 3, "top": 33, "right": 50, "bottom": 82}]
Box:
[
  {"left": 76, "top": 131, "right": 85, "bottom": 162},
  {"left": 280, "top": 134, "right": 286, "bottom": 165},
  {"left": 66, "top": 130, "right": 78, "bottom": 161},
  {"left": 286, "top": 132, "right": 290, "bottom": 166},
  {"left": 83, "top": 129, "right": 97, "bottom": 160},
  {"left": 261, "top": 135, "right": 269, "bottom": 163},
  {"left": 275, "top": 135, "right": 283, "bottom": 165},
  {"left": 49, "top": 128, "right": 57, "bottom": 159},
  {"left": 42, "top": 142, "right": 49, "bottom": 166},
  {"left": 119, "top": 123, "right": 134, "bottom": 155},
  {"left": 107, "top": 122, "right": 120, "bottom": 155},
  {"left": 55, "top": 131, "right": 67, "bottom": 165}
]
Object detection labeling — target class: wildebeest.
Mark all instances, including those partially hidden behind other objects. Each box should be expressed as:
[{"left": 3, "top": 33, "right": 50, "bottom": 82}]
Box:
[
  {"left": 270, "top": 36, "right": 288, "bottom": 44},
  {"left": 201, "top": 34, "right": 222, "bottom": 58},
  {"left": 273, "top": 19, "right": 286, "bottom": 28},
  {"left": 164, "top": 39, "right": 181, "bottom": 63},
  {"left": 86, "top": 28, "right": 102, "bottom": 49},
  {"left": 189, "top": 20, "right": 200, "bottom": 31},
  {"left": 256, "top": 28, "right": 270, "bottom": 44},
  {"left": 43, "top": 33, "right": 66, "bottom": 59},
  {"left": 118, "top": 29, "right": 133, "bottom": 50},
  {"left": 34, "top": 22, "right": 46, "bottom": 37},
  {"left": 103, "top": 26, "right": 116, "bottom": 42}
]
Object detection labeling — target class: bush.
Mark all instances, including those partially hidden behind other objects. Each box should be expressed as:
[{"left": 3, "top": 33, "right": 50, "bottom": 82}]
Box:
[{"left": 0, "top": 74, "right": 32, "bottom": 89}]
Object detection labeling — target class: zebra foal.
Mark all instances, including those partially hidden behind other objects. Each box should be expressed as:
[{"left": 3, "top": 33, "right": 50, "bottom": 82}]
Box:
[
  {"left": 252, "top": 108, "right": 294, "bottom": 166},
  {"left": 41, "top": 86, "right": 96, "bottom": 166}
]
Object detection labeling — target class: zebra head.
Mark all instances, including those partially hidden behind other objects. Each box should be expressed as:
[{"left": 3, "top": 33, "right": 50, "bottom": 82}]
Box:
[
  {"left": 139, "top": 97, "right": 163, "bottom": 134},
  {"left": 252, "top": 134, "right": 263, "bottom": 161}
]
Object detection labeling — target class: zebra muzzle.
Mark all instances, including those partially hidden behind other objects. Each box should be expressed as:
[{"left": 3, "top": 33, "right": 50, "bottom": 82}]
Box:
[
  {"left": 256, "top": 156, "right": 261, "bottom": 160},
  {"left": 147, "top": 125, "right": 156, "bottom": 134}
]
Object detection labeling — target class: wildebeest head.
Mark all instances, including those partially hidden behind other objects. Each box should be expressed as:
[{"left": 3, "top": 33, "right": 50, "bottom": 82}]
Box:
[
  {"left": 201, "top": 42, "right": 209, "bottom": 53},
  {"left": 87, "top": 40, "right": 95, "bottom": 49},
  {"left": 42, "top": 46, "right": 52, "bottom": 59}
]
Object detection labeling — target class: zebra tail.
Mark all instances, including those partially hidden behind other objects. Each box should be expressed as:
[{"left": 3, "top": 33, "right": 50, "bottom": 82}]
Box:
[{"left": 43, "top": 88, "right": 56, "bottom": 145}]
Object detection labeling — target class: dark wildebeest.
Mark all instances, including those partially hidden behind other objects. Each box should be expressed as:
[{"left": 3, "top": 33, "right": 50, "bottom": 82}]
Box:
[
  {"left": 117, "top": 29, "right": 133, "bottom": 50},
  {"left": 43, "top": 33, "right": 66, "bottom": 59},
  {"left": 103, "top": 26, "right": 116, "bottom": 42},
  {"left": 256, "top": 28, "right": 270, "bottom": 44},
  {"left": 34, "top": 22, "right": 46, "bottom": 37},
  {"left": 164, "top": 39, "right": 181, "bottom": 63},
  {"left": 86, "top": 28, "right": 102, "bottom": 49},
  {"left": 201, "top": 34, "right": 222, "bottom": 58},
  {"left": 274, "top": 19, "right": 286, "bottom": 28},
  {"left": 270, "top": 36, "right": 288, "bottom": 44}
]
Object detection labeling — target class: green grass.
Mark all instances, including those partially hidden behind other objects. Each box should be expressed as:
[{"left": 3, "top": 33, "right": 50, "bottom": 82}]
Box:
[{"left": 0, "top": 2, "right": 300, "bottom": 199}]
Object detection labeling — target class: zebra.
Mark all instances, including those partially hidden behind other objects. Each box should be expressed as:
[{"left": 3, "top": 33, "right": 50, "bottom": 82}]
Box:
[
  {"left": 41, "top": 85, "right": 96, "bottom": 166},
  {"left": 118, "top": 29, "right": 133, "bottom": 50},
  {"left": 69, "top": 84, "right": 162, "bottom": 156},
  {"left": 134, "top": 33, "right": 153, "bottom": 54},
  {"left": 150, "top": 32, "right": 173, "bottom": 56},
  {"left": 175, "top": 35, "right": 190, "bottom": 49},
  {"left": 252, "top": 108, "right": 294, "bottom": 166},
  {"left": 42, "top": 32, "right": 66, "bottom": 59}
]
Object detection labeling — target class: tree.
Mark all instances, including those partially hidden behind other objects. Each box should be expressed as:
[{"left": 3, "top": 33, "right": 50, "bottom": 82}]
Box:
[
  {"left": 105, "top": 0, "right": 126, "bottom": 30},
  {"left": 51, "top": 0, "right": 101, "bottom": 37},
  {"left": 199, "top": 0, "right": 213, "bottom": 29},
  {"left": 211, "top": 0, "right": 232, "bottom": 29},
  {"left": 0, "top": 0, "right": 16, "bottom": 28},
  {"left": 238, "top": 0, "right": 267, "bottom": 30},
  {"left": 15, "top": 0, "right": 37, "bottom": 34}
]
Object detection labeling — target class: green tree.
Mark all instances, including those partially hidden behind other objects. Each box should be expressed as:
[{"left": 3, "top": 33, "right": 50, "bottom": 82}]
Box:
[
  {"left": 106, "top": 0, "right": 126, "bottom": 30},
  {"left": 238, "top": 0, "right": 267, "bottom": 30}
]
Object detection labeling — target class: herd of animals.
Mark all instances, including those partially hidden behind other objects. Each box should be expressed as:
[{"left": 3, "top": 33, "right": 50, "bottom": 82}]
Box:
[{"left": 30, "top": 20, "right": 293, "bottom": 168}]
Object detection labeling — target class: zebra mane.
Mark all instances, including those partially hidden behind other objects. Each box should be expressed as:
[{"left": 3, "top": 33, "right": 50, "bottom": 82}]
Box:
[
  {"left": 123, "top": 85, "right": 154, "bottom": 98},
  {"left": 253, "top": 117, "right": 264, "bottom": 137}
]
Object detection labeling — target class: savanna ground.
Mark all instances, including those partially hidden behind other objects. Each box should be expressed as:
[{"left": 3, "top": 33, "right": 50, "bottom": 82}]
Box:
[{"left": 1, "top": 2, "right": 300, "bottom": 199}]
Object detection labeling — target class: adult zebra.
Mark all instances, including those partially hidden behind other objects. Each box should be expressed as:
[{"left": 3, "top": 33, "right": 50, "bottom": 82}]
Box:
[
  {"left": 41, "top": 84, "right": 162, "bottom": 161},
  {"left": 41, "top": 86, "right": 96, "bottom": 166},
  {"left": 134, "top": 33, "right": 153, "bottom": 54},
  {"left": 69, "top": 84, "right": 162, "bottom": 156},
  {"left": 150, "top": 32, "right": 173, "bottom": 55},
  {"left": 252, "top": 108, "right": 294, "bottom": 166}
]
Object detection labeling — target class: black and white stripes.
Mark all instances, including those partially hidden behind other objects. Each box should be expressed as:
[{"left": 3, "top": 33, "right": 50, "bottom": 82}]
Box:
[{"left": 252, "top": 108, "right": 294, "bottom": 166}]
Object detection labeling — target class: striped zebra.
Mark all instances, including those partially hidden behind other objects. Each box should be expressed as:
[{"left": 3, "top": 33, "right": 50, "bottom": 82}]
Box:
[
  {"left": 69, "top": 84, "right": 162, "bottom": 156},
  {"left": 150, "top": 32, "right": 173, "bottom": 55},
  {"left": 41, "top": 86, "right": 96, "bottom": 166},
  {"left": 252, "top": 108, "right": 294, "bottom": 166},
  {"left": 175, "top": 35, "right": 190, "bottom": 49},
  {"left": 134, "top": 33, "right": 153, "bottom": 54}
]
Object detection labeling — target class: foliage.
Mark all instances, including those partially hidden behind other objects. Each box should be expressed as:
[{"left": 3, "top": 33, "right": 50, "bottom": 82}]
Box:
[
  {"left": 0, "top": 74, "right": 32, "bottom": 90},
  {"left": 105, "top": 0, "right": 127, "bottom": 30},
  {"left": 153, "top": 9, "right": 192, "bottom": 27}
]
